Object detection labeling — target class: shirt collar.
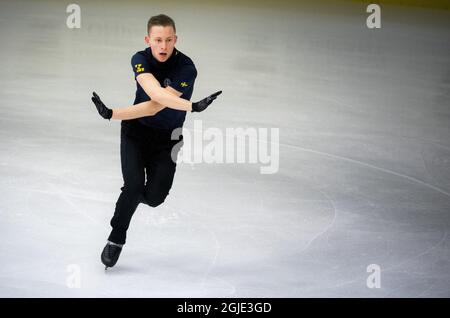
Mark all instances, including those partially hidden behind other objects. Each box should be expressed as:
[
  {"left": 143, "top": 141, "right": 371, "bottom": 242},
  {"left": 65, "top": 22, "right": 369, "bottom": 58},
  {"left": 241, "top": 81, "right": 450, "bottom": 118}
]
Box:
[{"left": 148, "top": 47, "right": 178, "bottom": 70}]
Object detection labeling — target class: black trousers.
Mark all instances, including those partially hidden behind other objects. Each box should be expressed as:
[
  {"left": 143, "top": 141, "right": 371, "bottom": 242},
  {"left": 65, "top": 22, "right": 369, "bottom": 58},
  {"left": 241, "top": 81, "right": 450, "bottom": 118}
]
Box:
[{"left": 108, "top": 120, "right": 183, "bottom": 244}]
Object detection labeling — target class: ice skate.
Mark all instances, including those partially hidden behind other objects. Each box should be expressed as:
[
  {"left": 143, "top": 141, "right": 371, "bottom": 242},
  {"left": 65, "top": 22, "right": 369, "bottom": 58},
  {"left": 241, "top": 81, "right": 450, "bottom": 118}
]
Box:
[{"left": 101, "top": 241, "right": 123, "bottom": 270}]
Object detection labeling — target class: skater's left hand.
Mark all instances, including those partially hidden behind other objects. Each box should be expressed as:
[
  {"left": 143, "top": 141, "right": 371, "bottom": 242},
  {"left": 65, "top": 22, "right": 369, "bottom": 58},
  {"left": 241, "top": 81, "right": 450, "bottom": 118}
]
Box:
[
  {"left": 191, "top": 90, "right": 222, "bottom": 112},
  {"left": 91, "top": 91, "right": 113, "bottom": 120}
]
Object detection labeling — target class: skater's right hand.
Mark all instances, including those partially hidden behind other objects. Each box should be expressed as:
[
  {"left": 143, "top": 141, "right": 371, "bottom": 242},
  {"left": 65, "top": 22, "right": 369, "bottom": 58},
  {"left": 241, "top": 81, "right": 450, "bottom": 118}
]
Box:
[
  {"left": 191, "top": 90, "right": 222, "bottom": 112},
  {"left": 91, "top": 91, "right": 113, "bottom": 120}
]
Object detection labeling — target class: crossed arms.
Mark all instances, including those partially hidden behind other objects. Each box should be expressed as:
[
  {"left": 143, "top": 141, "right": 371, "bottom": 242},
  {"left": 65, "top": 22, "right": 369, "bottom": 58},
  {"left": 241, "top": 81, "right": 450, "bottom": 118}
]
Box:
[
  {"left": 111, "top": 73, "right": 192, "bottom": 120},
  {"left": 91, "top": 72, "right": 222, "bottom": 120},
  {"left": 111, "top": 73, "right": 187, "bottom": 120}
]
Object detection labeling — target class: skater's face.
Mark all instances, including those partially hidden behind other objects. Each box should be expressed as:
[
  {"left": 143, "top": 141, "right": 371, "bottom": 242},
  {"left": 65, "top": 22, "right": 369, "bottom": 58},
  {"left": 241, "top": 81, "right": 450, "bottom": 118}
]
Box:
[{"left": 145, "top": 25, "right": 177, "bottom": 63}]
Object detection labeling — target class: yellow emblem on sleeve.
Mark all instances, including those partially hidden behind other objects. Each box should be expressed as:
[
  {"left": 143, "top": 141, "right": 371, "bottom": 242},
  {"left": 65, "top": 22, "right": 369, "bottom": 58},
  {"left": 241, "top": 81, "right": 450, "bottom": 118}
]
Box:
[
  {"left": 135, "top": 64, "right": 144, "bottom": 73},
  {"left": 181, "top": 82, "right": 188, "bottom": 87}
]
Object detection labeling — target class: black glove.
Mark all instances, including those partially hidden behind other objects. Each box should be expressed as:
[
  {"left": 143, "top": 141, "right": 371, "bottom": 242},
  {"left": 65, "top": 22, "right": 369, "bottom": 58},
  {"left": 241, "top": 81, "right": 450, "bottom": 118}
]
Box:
[
  {"left": 191, "top": 90, "right": 222, "bottom": 112},
  {"left": 91, "top": 92, "right": 112, "bottom": 120}
]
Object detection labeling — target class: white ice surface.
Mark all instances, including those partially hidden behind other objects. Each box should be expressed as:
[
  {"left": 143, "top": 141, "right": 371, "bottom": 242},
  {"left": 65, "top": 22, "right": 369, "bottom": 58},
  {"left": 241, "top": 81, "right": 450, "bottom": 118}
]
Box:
[{"left": 0, "top": 0, "right": 449, "bottom": 297}]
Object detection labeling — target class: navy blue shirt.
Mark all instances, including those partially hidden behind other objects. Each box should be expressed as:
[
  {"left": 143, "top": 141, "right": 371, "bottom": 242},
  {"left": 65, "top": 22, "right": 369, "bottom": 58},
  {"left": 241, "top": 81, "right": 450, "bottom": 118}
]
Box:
[{"left": 131, "top": 47, "right": 197, "bottom": 130}]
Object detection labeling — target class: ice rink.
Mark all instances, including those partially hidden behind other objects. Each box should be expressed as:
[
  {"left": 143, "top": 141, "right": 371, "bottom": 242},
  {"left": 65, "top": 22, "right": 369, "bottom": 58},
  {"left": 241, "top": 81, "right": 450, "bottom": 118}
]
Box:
[{"left": 0, "top": 0, "right": 449, "bottom": 297}]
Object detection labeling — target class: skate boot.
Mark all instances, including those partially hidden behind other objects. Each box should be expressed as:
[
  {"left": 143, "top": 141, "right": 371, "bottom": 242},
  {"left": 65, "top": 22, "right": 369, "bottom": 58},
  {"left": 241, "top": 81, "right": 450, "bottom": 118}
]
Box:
[{"left": 101, "top": 241, "right": 123, "bottom": 270}]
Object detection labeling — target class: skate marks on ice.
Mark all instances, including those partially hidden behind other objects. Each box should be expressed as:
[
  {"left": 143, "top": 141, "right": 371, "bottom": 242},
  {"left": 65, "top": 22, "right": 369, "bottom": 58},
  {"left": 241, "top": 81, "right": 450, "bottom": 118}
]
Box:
[
  {"left": 143, "top": 204, "right": 233, "bottom": 296},
  {"left": 281, "top": 141, "right": 450, "bottom": 199}
]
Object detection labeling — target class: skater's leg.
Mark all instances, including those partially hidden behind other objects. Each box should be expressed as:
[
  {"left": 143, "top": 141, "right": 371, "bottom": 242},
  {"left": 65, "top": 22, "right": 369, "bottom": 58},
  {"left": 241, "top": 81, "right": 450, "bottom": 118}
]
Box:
[
  {"left": 108, "top": 127, "right": 146, "bottom": 245},
  {"left": 142, "top": 145, "right": 180, "bottom": 207}
]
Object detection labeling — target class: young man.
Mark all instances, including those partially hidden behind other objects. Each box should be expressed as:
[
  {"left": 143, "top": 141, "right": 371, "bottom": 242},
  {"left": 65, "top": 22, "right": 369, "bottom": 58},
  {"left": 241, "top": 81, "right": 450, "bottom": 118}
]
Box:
[{"left": 91, "top": 14, "right": 222, "bottom": 269}]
